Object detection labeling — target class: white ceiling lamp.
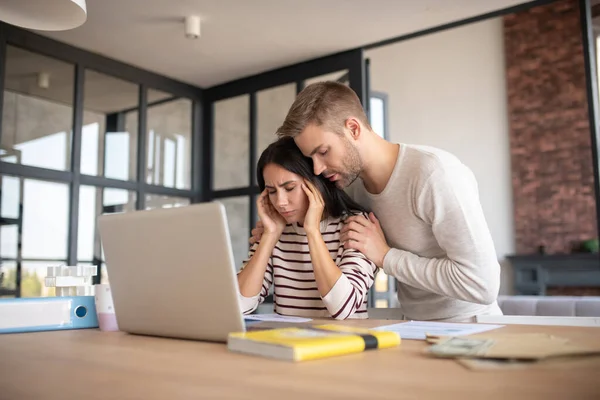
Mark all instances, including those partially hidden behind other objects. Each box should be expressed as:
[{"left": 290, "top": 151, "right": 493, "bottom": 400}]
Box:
[
  {"left": 37, "top": 72, "right": 50, "bottom": 89},
  {"left": 0, "top": 0, "right": 87, "bottom": 31}
]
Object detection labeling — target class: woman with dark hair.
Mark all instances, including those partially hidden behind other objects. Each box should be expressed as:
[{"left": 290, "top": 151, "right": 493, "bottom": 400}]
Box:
[{"left": 237, "top": 137, "right": 377, "bottom": 320}]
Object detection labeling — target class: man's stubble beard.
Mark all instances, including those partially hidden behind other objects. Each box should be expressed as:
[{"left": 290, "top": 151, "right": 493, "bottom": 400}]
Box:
[{"left": 336, "top": 137, "right": 363, "bottom": 189}]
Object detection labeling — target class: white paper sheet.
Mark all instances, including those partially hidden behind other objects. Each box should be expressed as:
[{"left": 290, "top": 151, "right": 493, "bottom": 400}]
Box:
[
  {"left": 372, "top": 321, "right": 504, "bottom": 340},
  {"left": 244, "top": 314, "right": 313, "bottom": 323}
]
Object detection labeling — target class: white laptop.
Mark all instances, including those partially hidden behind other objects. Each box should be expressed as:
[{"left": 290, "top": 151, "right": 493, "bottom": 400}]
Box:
[{"left": 97, "top": 201, "right": 246, "bottom": 342}]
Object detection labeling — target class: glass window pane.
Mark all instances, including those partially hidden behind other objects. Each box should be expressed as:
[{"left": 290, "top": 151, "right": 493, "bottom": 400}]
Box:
[
  {"left": 0, "top": 261, "right": 16, "bottom": 296},
  {"left": 375, "top": 299, "right": 388, "bottom": 308},
  {"left": 78, "top": 186, "right": 136, "bottom": 284},
  {"left": 146, "top": 90, "right": 192, "bottom": 190},
  {"left": 213, "top": 95, "right": 249, "bottom": 190},
  {"left": 1, "top": 225, "right": 18, "bottom": 259},
  {"left": 82, "top": 70, "right": 138, "bottom": 181},
  {"left": 21, "top": 261, "right": 57, "bottom": 298},
  {"left": 370, "top": 96, "right": 385, "bottom": 138},
  {"left": 0, "top": 177, "right": 19, "bottom": 296},
  {"left": 21, "top": 179, "right": 69, "bottom": 260},
  {"left": 145, "top": 194, "right": 190, "bottom": 210},
  {"left": 103, "top": 188, "right": 137, "bottom": 213},
  {"left": 0, "top": 176, "right": 68, "bottom": 297},
  {"left": 255, "top": 83, "right": 296, "bottom": 183},
  {"left": 77, "top": 186, "right": 97, "bottom": 262},
  {"left": 217, "top": 197, "right": 249, "bottom": 271},
  {"left": 374, "top": 272, "right": 390, "bottom": 293},
  {"left": 303, "top": 69, "right": 349, "bottom": 87},
  {"left": 1, "top": 175, "right": 20, "bottom": 219},
  {"left": 2, "top": 46, "right": 74, "bottom": 171}
]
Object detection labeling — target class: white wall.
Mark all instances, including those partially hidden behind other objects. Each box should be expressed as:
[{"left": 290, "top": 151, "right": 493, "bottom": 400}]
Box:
[{"left": 365, "top": 18, "right": 515, "bottom": 295}]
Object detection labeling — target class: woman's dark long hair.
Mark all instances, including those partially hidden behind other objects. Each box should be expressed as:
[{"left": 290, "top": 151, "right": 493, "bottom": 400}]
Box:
[{"left": 257, "top": 137, "right": 368, "bottom": 219}]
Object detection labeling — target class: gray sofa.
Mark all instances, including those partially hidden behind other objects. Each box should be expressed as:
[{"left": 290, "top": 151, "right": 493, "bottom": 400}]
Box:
[{"left": 497, "top": 295, "right": 600, "bottom": 317}]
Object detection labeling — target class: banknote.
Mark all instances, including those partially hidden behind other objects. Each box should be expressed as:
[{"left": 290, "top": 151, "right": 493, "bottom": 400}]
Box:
[{"left": 428, "top": 337, "right": 495, "bottom": 358}]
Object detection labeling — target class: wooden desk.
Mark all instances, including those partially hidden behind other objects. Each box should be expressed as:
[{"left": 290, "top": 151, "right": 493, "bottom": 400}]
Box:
[{"left": 1, "top": 320, "right": 599, "bottom": 399}]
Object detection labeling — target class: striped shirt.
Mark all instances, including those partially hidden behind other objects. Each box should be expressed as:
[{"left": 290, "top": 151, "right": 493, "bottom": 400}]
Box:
[{"left": 238, "top": 215, "right": 377, "bottom": 320}]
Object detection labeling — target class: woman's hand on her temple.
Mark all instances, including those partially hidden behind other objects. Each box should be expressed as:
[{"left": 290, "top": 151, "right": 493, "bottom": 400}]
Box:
[
  {"left": 301, "top": 179, "right": 325, "bottom": 235},
  {"left": 256, "top": 190, "right": 286, "bottom": 236}
]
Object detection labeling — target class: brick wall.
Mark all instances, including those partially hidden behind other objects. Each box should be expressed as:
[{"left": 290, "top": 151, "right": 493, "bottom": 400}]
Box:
[
  {"left": 504, "top": 0, "right": 597, "bottom": 255},
  {"left": 546, "top": 286, "right": 600, "bottom": 296}
]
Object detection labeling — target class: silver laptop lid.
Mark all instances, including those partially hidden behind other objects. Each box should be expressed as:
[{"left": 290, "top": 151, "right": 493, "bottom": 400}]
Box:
[{"left": 97, "top": 201, "right": 245, "bottom": 342}]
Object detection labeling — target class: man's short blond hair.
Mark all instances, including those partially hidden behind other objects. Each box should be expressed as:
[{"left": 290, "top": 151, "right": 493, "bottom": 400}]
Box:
[{"left": 276, "top": 81, "right": 370, "bottom": 138}]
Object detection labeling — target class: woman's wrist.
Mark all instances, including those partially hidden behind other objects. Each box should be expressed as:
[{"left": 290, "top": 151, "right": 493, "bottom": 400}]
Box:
[
  {"left": 305, "top": 228, "right": 321, "bottom": 240},
  {"left": 261, "top": 220, "right": 284, "bottom": 236},
  {"left": 261, "top": 231, "right": 282, "bottom": 243}
]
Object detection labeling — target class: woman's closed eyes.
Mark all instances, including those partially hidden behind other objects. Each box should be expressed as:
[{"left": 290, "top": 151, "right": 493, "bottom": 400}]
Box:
[{"left": 268, "top": 185, "right": 296, "bottom": 195}]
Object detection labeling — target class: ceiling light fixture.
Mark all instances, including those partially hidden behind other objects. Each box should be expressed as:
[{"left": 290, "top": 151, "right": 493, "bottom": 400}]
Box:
[
  {"left": 0, "top": 0, "right": 87, "bottom": 31},
  {"left": 37, "top": 72, "right": 50, "bottom": 89},
  {"left": 184, "top": 15, "right": 201, "bottom": 39}
]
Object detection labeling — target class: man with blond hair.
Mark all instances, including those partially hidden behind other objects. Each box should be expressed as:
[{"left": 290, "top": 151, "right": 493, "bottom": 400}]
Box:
[{"left": 251, "top": 81, "right": 502, "bottom": 322}]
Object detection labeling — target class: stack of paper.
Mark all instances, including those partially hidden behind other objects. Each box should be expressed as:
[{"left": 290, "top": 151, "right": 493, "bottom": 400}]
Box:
[{"left": 372, "top": 321, "right": 504, "bottom": 340}]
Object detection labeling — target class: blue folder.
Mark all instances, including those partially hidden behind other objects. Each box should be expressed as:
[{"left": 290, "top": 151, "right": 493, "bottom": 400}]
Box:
[{"left": 0, "top": 296, "right": 99, "bottom": 334}]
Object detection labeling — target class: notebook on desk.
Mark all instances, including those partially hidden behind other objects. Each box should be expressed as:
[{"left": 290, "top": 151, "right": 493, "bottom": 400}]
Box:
[
  {"left": 98, "top": 202, "right": 249, "bottom": 343},
  {"left": 228, "top": 324, "right": 401, "bottom": 361}
]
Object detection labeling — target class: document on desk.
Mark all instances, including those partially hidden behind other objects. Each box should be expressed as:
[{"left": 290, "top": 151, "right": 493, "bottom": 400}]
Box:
[
  {"left": 244, "top": 314, "right": 312, "bottom": 323},
  {"left": 372, "top": 321, "right": 504, "bottom": 340}
]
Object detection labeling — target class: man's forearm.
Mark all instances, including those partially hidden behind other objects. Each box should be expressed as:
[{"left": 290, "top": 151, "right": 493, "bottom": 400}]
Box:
[{"left": 383, "top": 248, "right": 500, "bottom": 305}]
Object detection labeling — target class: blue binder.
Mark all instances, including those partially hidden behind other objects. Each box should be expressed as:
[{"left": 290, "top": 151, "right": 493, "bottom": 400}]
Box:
[{"left": 0, "top": 296, "right": 99, "bottom": 334}]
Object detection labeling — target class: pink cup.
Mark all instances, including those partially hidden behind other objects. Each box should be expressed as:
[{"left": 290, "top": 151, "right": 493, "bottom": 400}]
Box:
[{"left": 94, "top": 284, "right": 119, "bottom": 331}]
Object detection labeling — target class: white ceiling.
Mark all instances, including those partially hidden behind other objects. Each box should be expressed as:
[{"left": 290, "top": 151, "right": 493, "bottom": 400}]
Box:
[{"left": 31, "top": 0, "right": 530, "bottom": 88}]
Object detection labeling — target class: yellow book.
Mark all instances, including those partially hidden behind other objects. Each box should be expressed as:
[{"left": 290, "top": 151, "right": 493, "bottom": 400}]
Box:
[{"left": 227, "top": 324, "right": 401, "bottom": 362}]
